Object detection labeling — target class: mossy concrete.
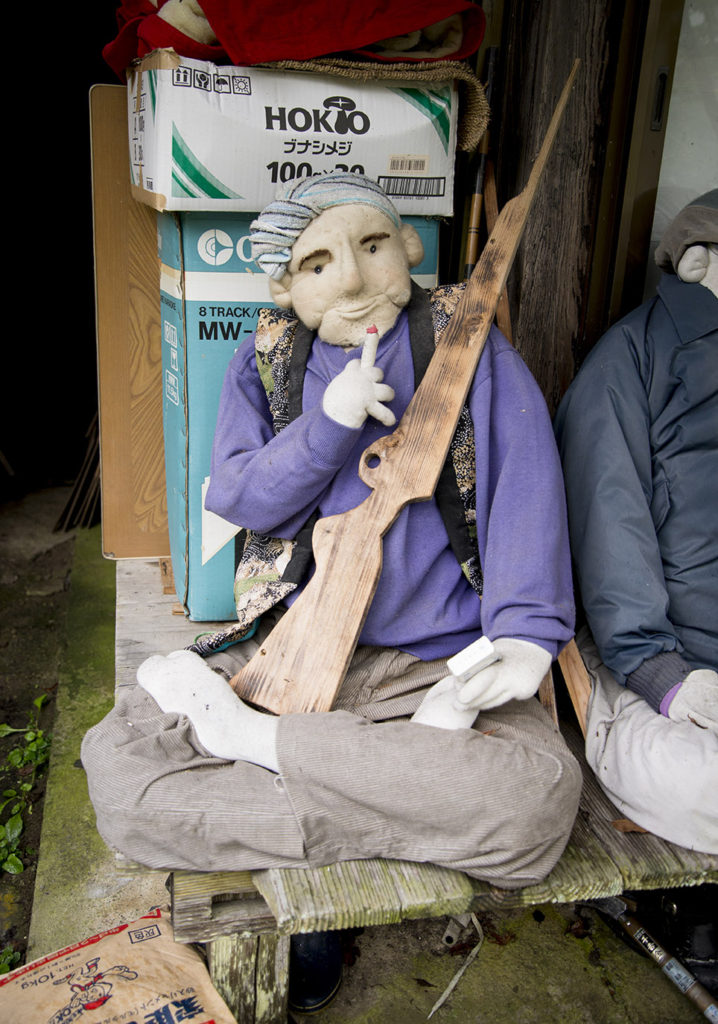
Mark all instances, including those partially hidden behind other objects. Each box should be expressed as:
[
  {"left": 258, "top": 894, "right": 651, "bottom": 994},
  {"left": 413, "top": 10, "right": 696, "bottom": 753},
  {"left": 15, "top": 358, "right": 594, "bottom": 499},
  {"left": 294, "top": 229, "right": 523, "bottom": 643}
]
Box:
[
  {"left": 293, "top": 906, "right": 701, "bottom": 1023},
  {"left": 26, "top": 527, "right": 167, "bottom": 960}
]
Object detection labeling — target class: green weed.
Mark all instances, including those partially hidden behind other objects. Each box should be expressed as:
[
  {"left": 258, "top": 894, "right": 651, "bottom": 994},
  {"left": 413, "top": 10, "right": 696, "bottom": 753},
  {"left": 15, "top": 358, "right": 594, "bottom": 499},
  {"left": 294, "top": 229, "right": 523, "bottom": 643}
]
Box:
[
  {"left": 0, "top": 944, "right": 21, "bottom": 974},
  {"left": 0, "top": 695, "right": 51, "bottom": 874}
]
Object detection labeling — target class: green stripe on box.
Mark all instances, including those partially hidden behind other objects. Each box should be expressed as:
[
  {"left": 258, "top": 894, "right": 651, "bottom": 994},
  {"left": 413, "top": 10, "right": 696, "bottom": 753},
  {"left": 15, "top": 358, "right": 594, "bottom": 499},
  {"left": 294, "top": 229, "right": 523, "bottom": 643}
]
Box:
[
  {"left": 171, "top": 123, "right": 243, "bottom": 200},
  {"left": 147, "top": 69, "right": 157, "bottom": 117},
  {"left": 392, "top": 87, "right": 452, "bottom": 152}
]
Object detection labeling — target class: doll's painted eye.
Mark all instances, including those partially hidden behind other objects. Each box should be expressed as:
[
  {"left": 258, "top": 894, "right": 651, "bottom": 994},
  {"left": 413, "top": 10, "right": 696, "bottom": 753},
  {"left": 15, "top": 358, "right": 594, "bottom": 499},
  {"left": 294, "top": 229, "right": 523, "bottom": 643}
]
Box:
[
  {"left": 369, "top": 244, "right": 377, "bottom": 254},
  {"left": 314, "top": 265, "right": 323, "bottom": 274}
]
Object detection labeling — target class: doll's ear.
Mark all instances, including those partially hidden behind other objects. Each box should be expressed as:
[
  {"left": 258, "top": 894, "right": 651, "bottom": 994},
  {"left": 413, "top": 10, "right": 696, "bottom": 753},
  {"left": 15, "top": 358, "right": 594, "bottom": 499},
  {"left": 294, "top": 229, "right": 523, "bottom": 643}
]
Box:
[
  {"left": 676, "top": 244, "right": 709, "bottom": 283},
  {"left": 400, "top": 223, "right": 425, "bottom": 269},
  {"left": 268, "top": 274, "right": 294, "bottom": 308}
]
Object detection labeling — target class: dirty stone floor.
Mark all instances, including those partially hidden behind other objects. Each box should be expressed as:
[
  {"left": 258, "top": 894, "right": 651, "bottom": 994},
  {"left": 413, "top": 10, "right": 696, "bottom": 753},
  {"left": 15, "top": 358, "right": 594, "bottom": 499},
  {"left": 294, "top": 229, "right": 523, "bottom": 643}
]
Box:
[
  {"left": 0, "top": 488, "right": 712, "bottom": 1021},
  {"left": 0, "top": 487, "right": 75, "bottom": 967}
]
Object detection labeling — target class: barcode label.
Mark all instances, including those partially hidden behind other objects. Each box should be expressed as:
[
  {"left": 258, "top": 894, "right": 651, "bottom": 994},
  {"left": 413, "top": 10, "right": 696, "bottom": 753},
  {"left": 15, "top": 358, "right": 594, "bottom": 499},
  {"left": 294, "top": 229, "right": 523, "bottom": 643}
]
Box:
[
  {"left": 378, "top": 176, "right": 446, "bottom": 198},
  {"left": 389, "top": 156, "right": 429, "bottom": 172}
]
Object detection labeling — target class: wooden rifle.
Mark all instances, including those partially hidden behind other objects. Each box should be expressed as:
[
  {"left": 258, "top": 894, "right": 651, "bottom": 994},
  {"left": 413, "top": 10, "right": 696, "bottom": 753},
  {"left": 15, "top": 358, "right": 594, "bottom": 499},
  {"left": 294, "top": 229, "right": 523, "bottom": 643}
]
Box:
[{"left": 230, "top": 60, "right": 580, "bottom": 715}]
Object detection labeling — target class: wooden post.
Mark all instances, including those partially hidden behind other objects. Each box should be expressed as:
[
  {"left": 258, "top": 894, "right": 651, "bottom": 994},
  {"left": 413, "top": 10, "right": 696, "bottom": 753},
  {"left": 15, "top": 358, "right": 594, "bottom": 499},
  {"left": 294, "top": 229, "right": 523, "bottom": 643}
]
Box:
[
  {"left": 493, "top": 0, "right": 644, "bottom": 411},
  {"left": 207, "top": 933, "right": 290, "bottom": 1024}
]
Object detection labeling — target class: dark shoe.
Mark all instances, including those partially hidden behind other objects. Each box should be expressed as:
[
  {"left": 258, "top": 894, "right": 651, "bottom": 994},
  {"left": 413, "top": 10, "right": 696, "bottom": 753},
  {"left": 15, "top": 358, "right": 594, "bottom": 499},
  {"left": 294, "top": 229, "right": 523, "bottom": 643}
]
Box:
[{"left": 288, "top": 930, "right": 343, "bottom": 1014}]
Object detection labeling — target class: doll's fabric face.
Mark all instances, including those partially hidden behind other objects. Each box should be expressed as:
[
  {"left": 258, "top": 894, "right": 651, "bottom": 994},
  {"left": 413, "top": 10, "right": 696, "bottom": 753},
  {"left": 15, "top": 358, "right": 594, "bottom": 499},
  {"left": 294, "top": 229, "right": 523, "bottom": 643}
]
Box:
[{"left": 268, "top": 204, "right": 424, "bottom": 347}]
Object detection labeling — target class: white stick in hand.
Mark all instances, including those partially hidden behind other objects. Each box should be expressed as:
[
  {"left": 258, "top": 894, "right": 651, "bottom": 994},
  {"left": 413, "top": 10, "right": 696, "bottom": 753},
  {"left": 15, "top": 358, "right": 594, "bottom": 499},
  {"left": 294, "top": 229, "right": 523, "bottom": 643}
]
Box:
[
  {"left": 446, "top": 636, "right": 501, "bottom": 684},
  {"left": 360, "top": 323, "right": 380, "bottom": 369}
]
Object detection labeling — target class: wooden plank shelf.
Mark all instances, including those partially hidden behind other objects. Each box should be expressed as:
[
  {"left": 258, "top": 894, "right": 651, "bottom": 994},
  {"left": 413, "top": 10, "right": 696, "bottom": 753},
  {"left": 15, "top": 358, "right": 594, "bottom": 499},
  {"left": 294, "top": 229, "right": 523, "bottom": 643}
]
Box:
[{"left": 115, "top": 558, "right": 718, "bottom": 1022}]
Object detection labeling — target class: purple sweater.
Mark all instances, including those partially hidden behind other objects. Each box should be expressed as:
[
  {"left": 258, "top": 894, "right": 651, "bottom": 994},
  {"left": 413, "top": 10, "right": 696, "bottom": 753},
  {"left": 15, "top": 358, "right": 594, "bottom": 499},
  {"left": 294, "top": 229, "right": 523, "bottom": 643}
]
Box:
[{"left": 206, "top": 310, "right": 574, "bottom": 660}]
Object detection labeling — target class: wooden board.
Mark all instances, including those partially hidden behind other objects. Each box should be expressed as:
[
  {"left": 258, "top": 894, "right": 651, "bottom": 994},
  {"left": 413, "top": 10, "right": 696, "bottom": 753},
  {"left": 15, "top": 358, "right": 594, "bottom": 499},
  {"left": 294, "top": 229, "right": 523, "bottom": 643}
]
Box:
[
  {"left": 557, "top": 639, "right": 592, "bottom": 736},
  {"left": 171, "top": 870, "right": 277, "bottom": 942},
  {"left": 253, "top": 859, "right": 476, "bottom": 934},
  {"left": 114, "top": 559, "right": 227, "bottom": 691},
  {"left": 90, "top": 84, "right": 170, "bottom": 559}
]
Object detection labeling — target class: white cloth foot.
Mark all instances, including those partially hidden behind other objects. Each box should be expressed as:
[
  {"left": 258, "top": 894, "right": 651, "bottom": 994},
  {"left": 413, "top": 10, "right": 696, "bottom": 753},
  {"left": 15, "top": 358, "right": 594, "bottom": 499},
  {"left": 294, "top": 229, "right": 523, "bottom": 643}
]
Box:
[{"left": 137, "top": 649, "right": 280, "bottom": 771}]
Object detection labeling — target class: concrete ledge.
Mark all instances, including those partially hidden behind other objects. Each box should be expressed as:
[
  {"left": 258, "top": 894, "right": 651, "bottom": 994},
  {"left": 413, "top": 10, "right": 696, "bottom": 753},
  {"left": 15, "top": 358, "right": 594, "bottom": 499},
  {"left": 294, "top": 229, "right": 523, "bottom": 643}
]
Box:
[{"left": 27, "top": 526, "right": 167, "bottom": 960}]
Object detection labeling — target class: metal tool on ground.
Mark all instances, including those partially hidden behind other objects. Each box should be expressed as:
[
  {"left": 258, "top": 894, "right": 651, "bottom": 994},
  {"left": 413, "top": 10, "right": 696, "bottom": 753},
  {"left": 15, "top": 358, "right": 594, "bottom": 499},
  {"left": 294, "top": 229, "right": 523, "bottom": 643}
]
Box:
[
  {"left": 429, "top": 913, "right": 485, "bottom": 1018},
  {"left": 441, "top": 912, "right": 473, "bottom": 948},
  {"left": 229, "top": 60, "right": 580, "bottom": 715},
  {"left": 588, "top": 896, "right": 718, "bottom": 1021}
]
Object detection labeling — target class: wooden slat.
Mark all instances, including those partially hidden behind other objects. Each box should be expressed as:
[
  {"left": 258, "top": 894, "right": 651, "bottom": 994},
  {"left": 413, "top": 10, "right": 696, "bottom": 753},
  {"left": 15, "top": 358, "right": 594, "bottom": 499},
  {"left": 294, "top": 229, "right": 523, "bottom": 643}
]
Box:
[
  {"left": 252, "top": 858, "right": 475, "bottom": 934},
  {"left": 538, "top": 669, "right": 560, "bottom": 728},
  {"left": 557, "top": 639, "right": 592, "bottom": 736}
]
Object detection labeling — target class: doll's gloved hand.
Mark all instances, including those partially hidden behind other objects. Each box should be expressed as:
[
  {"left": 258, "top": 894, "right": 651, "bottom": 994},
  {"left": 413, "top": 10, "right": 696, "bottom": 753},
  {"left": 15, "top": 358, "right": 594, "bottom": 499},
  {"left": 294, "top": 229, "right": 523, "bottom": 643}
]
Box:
[
  {"left": 454, "top": 638, "right": 551, "bottom": 712},
  {"left": 666, "top": 669, "right": 718, "bottom": 733},
  {"left": 411, "top": 637, "right": 551, "bottom": 730},
  {"left": 322, "top": 360, "right": 396, "bottom": 428}
]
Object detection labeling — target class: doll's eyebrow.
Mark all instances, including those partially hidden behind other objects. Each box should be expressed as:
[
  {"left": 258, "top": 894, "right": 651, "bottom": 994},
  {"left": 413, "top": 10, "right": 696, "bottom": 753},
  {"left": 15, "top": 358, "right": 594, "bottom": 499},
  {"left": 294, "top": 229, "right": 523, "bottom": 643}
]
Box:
[
  {"left": 360, "top": 232, "right": 390, "bottom": 245},
  {"left": 298, "top": 248, "right": 331, "bottom": 270}
]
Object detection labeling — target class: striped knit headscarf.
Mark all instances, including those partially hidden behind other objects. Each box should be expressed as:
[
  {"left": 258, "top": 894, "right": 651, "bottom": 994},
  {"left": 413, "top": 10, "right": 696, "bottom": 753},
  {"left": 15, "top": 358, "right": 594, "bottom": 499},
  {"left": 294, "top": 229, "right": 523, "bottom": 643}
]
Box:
[{"left": 250, "top": 172, "right": 402, "bottom": 281}]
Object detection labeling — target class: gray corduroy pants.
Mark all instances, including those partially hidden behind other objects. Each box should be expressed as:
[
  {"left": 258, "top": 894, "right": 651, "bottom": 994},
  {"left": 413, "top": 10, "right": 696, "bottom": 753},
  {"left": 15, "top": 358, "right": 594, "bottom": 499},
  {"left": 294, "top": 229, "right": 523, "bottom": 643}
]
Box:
[{"left": 82, "top": 620, "right": 582, "bottom": 889}]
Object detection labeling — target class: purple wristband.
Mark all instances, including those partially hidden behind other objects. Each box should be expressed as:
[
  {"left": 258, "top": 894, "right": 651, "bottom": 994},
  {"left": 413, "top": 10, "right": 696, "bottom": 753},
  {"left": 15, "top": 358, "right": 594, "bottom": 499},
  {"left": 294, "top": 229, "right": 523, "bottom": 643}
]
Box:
[{"left": 659, "top": 681, "right": 683, "bottom": 717}]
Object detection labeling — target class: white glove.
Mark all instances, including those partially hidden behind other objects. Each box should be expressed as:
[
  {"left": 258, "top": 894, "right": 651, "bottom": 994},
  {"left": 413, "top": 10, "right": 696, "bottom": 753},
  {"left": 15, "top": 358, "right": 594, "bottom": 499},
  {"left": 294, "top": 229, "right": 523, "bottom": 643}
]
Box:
[
  {"left": 322, "top": 360, "right": 396, "bottom": 428},
  {"left": 411, "top": 637, "right": 551, "bottom": 730},
  {"left": 667, "top": 669, "right": 718, "bottom": 733},
  {"left": 455, "top": 637, "right": 551, "bottom": 711}
]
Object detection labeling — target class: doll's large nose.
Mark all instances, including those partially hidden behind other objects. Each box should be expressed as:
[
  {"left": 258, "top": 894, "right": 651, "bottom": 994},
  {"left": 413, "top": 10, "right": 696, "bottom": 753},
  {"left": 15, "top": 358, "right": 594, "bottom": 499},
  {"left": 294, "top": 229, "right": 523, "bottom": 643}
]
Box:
[{"left": 337, "top": 246, "right": 363, "bottom": 293}]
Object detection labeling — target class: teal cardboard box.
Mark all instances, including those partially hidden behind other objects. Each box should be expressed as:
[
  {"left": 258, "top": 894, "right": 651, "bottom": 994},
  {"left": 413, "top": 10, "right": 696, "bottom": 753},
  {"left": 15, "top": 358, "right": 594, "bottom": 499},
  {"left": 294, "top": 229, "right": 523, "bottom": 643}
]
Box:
[{"left": 159, "top": 211, "right": 441, "bottom": 621}]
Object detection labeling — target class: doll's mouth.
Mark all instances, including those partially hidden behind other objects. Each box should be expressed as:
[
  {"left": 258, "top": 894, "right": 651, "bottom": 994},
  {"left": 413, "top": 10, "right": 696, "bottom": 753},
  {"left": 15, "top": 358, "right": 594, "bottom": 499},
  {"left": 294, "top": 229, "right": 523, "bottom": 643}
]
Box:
[{"left": 336, "top": 299, "right": 386, "bottom": 320}]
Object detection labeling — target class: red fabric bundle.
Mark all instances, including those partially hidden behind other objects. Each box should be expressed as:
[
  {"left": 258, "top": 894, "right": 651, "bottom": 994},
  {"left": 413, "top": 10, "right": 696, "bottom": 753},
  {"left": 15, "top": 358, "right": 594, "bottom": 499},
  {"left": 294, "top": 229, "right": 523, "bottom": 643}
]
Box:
[
  {"left": 102, "top": 0, "right": 485, "bottom": 78},
  {"left": 102, "top": 1, "right": 228, "bottom": 78}
]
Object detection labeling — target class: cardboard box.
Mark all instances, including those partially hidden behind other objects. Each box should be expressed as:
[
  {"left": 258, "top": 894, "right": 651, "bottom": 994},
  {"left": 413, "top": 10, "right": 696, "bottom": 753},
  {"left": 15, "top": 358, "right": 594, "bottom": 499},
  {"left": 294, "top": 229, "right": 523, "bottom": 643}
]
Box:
[
  {"left": 159, "top": 211, "right": 441, "bottom": 621},
  {"left": 129, "top": 49, "right": 458, "bottom": 216}
]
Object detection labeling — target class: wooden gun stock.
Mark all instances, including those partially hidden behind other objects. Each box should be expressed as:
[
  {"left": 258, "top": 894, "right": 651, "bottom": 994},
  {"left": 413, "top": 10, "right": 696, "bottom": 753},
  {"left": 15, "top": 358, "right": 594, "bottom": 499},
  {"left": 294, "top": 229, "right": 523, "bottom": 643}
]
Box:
[{"left": 231, "top": 60, "right": 580, "bottom": 714}]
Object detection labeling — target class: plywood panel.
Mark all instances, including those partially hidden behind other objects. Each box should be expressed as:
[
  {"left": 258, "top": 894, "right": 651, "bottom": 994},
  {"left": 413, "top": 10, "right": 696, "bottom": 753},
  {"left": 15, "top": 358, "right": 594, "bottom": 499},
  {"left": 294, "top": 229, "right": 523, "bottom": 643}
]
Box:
[{"left": 90, "top": 84, "right": 169, "bottom": 558}]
